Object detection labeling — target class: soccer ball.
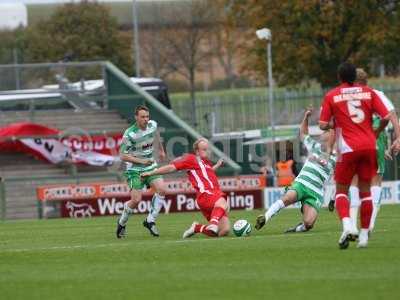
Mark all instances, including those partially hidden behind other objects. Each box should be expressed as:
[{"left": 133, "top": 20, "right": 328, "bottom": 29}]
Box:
[{"left": 233, "top": 219, "right": 252, "bottom": 237}]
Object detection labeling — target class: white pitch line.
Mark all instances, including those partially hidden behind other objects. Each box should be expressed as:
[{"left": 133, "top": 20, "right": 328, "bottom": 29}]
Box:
[
  {"left": 0, "top": 229, "right": 389, "bottom": 253},
  {"left": 0, "top": 242, "right": 130, "bottom": 253},
  {"left": 0, "top": 233, "right": 320, "bottom": 253},
  {"left": 174, "top": 232, "right": 319, "bottom": 243}
]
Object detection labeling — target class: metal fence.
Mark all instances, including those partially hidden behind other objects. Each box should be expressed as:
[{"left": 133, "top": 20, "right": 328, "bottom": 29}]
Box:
[
  {"left": 172, "top": 84, "right": 400, "bottom": 136},
  {"left": 0, "top": 62, "right": 108, "bottom": 114},
  {"left": 0, "top": 61, "right": 106, "bottom": 91}
]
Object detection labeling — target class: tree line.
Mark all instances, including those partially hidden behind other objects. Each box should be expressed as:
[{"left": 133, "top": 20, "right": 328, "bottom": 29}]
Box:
[
  {"left": 1, "top": 0, "right": 400, "bottom": 94},
  {"left": 232, "top": 0, "right": 400, "bottom": 87}
]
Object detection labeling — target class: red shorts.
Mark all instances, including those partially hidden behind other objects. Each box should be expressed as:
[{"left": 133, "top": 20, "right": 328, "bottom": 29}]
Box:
[
  {"left": 334, "top": 149, "right": 377, "bottom": 185},
  {"left": 196, "top": 191, "right": 227, "bottom": 221}
]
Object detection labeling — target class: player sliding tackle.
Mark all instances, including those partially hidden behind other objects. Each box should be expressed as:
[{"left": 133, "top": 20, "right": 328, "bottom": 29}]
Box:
[
  {"left": 255, "top": 107, "right": 336, "bottom": 233},
  {"left": 141, "top": 138, "right": 230, "bottom": 238}
]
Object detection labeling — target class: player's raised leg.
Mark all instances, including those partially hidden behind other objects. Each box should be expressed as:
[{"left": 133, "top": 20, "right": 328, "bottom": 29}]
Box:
[
  {"left": 206, "top": 197, "right": 229, "bottom": 234},
  {"left": 183, "top": 196, "right": 229, "bottom": 238},
  {"left": 217, "top": 216, "right": 230, "bottom": 237},
  {"left": 255, "top": 189, "right": 297, "bottom": 230},
  {"left": 182, "top": 217, "right": 230, "bottom": 239},
  {"left": 143, "top": 178, "right": 166, "bottom": 237}
]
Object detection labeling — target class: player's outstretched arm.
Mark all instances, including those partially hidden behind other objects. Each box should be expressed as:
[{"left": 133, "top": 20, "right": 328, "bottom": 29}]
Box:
[
  {"left": 386, "top": 112, "right": 400, "bottom": 154},
  {"left": 141, "top": 164, "right": 177, "bottom": 177},
  {"left": 299, "top": 107, "right": 312, "bottom": 141},
  {"left": 384, "top": 127, "right": 393, "bottom": 160},
  {"left": 212, "top": 159, "right": 224, "bottom": 171}
]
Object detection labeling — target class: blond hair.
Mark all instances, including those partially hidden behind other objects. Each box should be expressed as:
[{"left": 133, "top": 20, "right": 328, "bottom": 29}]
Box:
[
  {"left": 193, "top": 138, "right": 208, "bottom": 152},
  {"left": 356, "top": 68, "right": 368, "bottom": 85}
]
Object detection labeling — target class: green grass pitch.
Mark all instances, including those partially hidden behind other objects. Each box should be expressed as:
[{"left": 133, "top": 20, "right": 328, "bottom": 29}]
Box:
[{"left": 1, "top": 206, "right": 400, "bottom": 300}]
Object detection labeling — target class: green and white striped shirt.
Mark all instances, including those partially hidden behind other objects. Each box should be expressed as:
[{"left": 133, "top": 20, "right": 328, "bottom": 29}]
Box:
[
  {"left": 120, "top": 120, "right": 158, "bottom": 172},
  {"left": 295, "top": 135, "right": 336, "bottom": 197}
]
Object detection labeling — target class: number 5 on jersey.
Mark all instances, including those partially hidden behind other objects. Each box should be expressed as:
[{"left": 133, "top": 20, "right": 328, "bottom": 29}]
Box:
[{"left": 347, "top": 100, "right": 365, "bottom": 123}]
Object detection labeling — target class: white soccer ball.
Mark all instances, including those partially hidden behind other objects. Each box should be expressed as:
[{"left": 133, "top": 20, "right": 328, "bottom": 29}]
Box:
[{"left": 233, "top": 219, "right": 252, "bottom": 237}]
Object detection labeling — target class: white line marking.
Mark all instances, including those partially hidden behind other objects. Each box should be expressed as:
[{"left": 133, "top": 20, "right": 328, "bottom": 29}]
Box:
[
  {"left": 0, "top": 229, "right": 389, "bottom": 253},
  {"left": 0, "top": 234, "right": 306, "bottom": 253}
]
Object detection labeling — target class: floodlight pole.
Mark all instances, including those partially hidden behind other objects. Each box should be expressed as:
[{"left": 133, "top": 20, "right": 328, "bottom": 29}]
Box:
[
  {"left": 267, "top": 39, "right": 276, "bottom": 167},
  {"left": 13, "top": 48, "right": 21, "bottom": 90},
  {"left": 256, "top": 28, "right": 276, "bottom": 178},
  {"left": 132, "top": 0, "right": 140, "bottom": 77}
]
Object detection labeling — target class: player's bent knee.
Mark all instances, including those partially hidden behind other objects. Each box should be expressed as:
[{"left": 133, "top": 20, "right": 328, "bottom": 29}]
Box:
[
  {"left": 218, "top": 228, "right": 230, "bottom": 237},
  {"left": 304, "top": 222, "right": 314, "bottom": 231},
  {"left": 215, "top": 198, "right": 228, "bottom": 210},
  {"left": 156, "top": 189, "right": 166, "bottom": 197},
  {"left": 154, "top": 184, "right": 167, "bottom": 196},
  {"left": 282, "top": 191, "right": 297, "bottom": 206},
  {"left": 131, "top": 200, "right": 140, "bottom": 207},
  {"left": 130, "top": 195, "right": 141, "bottom": 205},
  {"left": 152, "top": 179, "right": 166, "bottom": 195},
  {"left": 218, "top": 217, "right": 230, "bottom": 237}
]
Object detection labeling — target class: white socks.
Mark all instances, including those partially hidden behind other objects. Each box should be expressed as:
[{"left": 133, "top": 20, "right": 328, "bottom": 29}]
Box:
[
  {"left": 342, "top": 217, "right": 353, "bottom": 233},
  {"left": 295, "top": 223, "right": 307, "bottom": 232},
  {"left": 370, "top": 186, "right": 382, "bottom": 231},
  {"left": 349, "top": 186, "right": 360, "bottom": 207},
  {"left": 349, "top": 186, "right": 360, "bottom": 232},
  {"left": 119, "top": 194, "right": 166, "bottom": 226},
  {"left": 119, "top": 202, "right": 134, "bottom": 226},
  {"left": 348, "top": 185, "right": 383, "bottom": 232},
  {"left": 371, "top": 186, "right": 382, "bottom": 205},
  {"left": 358, "top": 228, "right": 369, "bottom": 248},
  {"left": 146, "top": 193, "right": 165, "bottom": 223},
  {"left": 265, "top": 199, "right": 285, "bottom": 221}
]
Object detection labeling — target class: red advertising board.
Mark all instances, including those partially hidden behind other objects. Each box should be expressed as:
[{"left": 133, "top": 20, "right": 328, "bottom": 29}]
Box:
[{"left": 37, "top": 175, "right": 265, "bottom": 219}]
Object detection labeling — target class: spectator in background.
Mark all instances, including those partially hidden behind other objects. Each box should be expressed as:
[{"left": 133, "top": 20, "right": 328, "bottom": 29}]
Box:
[
  {"left": 276, "top": 147, "right": 298, "bottom": 187},
  {"left": 260, "top": 156, "right": 275, "bottom": 186},
  {"left": 276, "top": 159, "right": 295, "bottom": 187},
  {"left": 285, "top": 147, "right": 300, "bottom": 176}
]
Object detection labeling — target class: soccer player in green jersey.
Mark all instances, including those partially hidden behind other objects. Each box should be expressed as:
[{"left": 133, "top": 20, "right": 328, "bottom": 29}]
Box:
[
  {"left": 116, "top": 105, "right": 167, "bottom": 238},
  {"left": 348, "top": 68, "right": 396, "bottom": 234},
  {"left": 255, "top": 107, "right": 336, "bottom": 233}
]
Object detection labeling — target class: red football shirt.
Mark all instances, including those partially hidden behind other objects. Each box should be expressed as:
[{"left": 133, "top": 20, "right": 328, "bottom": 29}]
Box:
[
  {"left": 172, "top": 153, "right": 220, "bottom": 195},
  {"left": 320, "top": 83, "right": 390, "bottom": 153}
]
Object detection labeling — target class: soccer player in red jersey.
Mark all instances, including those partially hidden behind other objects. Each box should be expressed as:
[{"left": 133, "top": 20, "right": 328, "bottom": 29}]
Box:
[
  {"left": 141, "top": 138, "right": 230, "bottom": 238},
  {"left": 319, "top": 62, "right": 400, "bottom": 249}
]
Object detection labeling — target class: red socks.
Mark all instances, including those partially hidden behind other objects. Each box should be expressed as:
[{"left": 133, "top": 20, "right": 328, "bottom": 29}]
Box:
[
  {"left": 336, "top": 189, "right": 372, "bottom": 229},
  {"left": 210, "top": 207, "right": 225, "bottom": 225},
  {"left": 360, "top": 192, "right": 372, "bottom": 229},
  {"left": 194, "top": 224, "right": 216, "bottom": 237},
  {"left": 335, "top": 193, "right": 350, "bottom": 220},
  {"left": 193, "top": 206, "right": 226, "bottom": 237}
]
